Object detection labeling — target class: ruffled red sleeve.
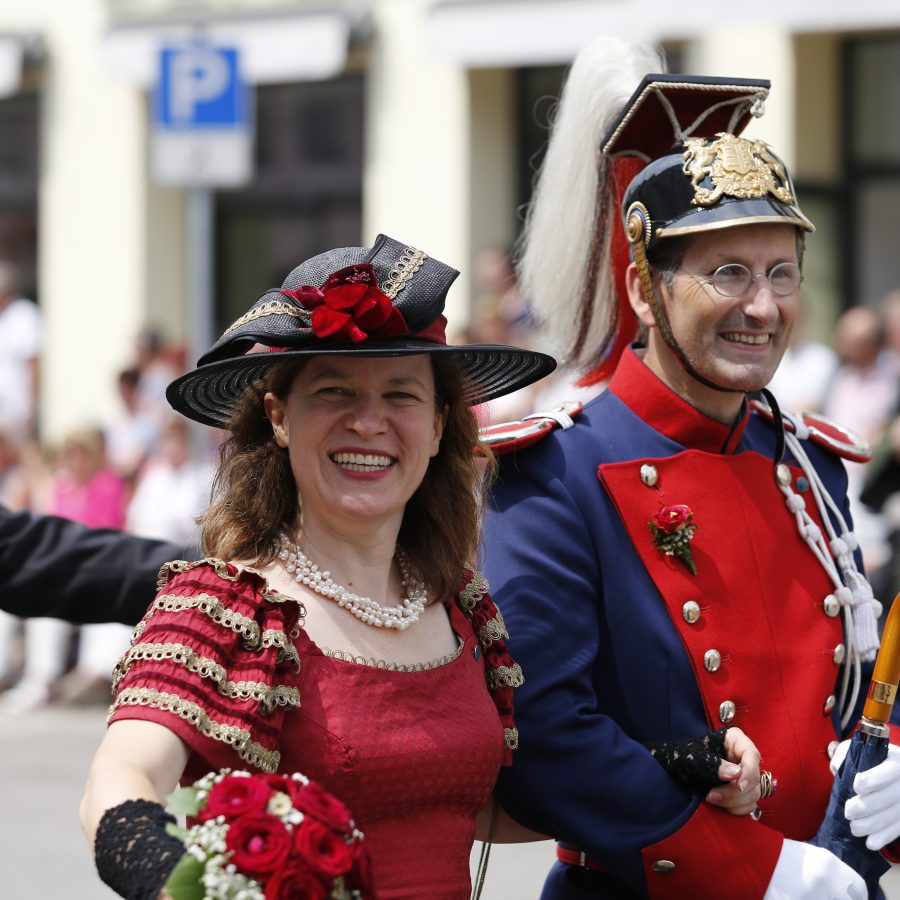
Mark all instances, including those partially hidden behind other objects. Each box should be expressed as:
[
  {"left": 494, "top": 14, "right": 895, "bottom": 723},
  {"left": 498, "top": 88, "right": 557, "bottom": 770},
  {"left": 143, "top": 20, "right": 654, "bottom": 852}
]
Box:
[
  {"left": 455, "top": 566, "right": 521, "bottom": 766},
  {"left": 108, "top": 559, "right": 304, "bottom": 775}
]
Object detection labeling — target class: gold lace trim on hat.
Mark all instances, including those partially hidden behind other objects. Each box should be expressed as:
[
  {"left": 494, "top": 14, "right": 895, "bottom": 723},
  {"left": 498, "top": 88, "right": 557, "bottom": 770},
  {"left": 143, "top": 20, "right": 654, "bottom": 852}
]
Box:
[
  {"left": 113, "top": 641, "right": 300, "bottom": 715},
  {"left": 110, "top": 687, "right": 281, "bottom": 773},
  {"left": 381, "top": 246, "right": 427, "bottom": 299},
  {"left": 223, "top": 300, "right": 310, "bottom": 336}
]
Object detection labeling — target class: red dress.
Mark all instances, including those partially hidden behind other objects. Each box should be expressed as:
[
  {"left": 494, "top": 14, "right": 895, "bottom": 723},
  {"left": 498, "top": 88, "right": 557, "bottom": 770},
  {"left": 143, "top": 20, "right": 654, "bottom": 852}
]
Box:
[{"left": 109, "top": 559, "right": 519, "bottom": 899}]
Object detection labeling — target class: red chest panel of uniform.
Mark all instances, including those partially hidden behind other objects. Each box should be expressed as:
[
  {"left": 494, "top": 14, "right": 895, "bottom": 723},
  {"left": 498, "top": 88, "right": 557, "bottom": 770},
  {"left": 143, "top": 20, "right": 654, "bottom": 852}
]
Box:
[{"left": 600, "top": 448, "right": 844, "bottom": 839}]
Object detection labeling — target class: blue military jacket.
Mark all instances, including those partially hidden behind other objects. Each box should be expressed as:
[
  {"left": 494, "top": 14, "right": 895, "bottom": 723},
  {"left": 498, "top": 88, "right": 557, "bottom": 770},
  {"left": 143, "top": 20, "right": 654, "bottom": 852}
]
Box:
[{"left": 483, "top": 347, "right": 861, "bottom": 899}]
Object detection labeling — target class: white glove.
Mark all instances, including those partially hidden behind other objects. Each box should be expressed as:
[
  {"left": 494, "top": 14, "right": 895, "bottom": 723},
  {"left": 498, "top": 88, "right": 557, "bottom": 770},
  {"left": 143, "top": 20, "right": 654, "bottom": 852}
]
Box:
[
  {"left": 762, "top": 838, "right": 865, "bottom": 900},
  {"left": 845, "top": 742, "right": 900, "bottom": 850},
  {"left": 830, "top": 739, "right": 851, "bottom": 776}
]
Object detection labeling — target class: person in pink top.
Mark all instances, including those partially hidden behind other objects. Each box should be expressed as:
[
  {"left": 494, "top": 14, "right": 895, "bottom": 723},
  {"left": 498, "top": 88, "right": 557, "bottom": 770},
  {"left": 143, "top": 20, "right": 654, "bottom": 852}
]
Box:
[{"left": 51, "top": 426, "right": 127, "bottom": 528}]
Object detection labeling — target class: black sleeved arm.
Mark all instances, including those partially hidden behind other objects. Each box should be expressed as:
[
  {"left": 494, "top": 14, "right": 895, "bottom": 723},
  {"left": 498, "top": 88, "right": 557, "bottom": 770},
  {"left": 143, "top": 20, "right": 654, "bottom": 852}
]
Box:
[{"left": 0, "top": 504, "right": 187, "bottom": 625}]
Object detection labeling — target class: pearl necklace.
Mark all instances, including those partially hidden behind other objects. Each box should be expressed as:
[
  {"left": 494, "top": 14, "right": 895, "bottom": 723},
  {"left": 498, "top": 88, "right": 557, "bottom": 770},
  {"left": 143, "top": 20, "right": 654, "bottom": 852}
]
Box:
[{"left": 277, "top": 535, "right": 427, "bottom": 630}]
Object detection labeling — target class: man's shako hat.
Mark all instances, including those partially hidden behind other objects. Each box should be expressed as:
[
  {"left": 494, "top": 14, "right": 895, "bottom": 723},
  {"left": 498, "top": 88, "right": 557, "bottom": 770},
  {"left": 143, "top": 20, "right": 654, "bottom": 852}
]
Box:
[
  {"left": 516, "top": 37, "right": 814, "bottom": 387},
  {"left": 167, "top": 233, "right": 556, "bottom": 428},
  {"left": 609, "top": 74, "right": 813, "bottom": 252}
]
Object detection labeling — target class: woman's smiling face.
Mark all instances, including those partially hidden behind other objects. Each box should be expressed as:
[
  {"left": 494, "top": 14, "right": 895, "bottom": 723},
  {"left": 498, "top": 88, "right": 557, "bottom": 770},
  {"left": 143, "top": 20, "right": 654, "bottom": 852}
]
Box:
[{"left": 264, "top": 354, "right": 445, "bottom": 536}]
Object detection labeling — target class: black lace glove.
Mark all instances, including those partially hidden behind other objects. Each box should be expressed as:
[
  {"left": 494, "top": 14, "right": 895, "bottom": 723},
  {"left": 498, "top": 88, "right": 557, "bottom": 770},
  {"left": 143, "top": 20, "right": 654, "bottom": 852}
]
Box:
[
  {"left": 94, "top": 798, "right": 185, "bottom": 900},
  {"left": 646, "top": 726, "right": 732, "bottom": 794}
]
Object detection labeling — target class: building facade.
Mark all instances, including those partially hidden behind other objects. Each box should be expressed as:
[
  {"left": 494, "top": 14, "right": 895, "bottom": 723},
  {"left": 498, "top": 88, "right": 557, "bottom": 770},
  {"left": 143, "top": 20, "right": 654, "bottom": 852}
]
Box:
[{"left": 0, "top": 0, "right": 898, "bottom": 438}]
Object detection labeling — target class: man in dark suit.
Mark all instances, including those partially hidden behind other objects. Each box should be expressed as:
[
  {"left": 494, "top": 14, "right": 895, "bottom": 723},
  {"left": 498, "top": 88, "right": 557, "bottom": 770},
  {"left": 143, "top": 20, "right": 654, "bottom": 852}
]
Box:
[{"left": 0, "top": 504, "right": 182, "bottom": 625}]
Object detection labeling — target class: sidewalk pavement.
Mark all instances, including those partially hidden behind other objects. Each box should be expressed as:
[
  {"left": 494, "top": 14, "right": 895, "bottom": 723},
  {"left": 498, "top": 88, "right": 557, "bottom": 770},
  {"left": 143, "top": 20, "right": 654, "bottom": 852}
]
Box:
[
  {"left": 0, "top": 705, "right": 556, "bottom": 899},
  {"left": 1, "top": 704, "right": 897, "bottom": 899}
]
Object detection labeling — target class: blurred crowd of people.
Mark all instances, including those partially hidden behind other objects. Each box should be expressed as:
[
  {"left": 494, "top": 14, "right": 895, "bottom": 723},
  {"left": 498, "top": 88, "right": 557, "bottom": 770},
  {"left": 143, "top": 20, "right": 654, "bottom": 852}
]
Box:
[
  {"left": 0, "top": 265, "right": 215, "bottom": 713},
  {"left": 7, "top": 246, "right": 900, "bottom": 712}
]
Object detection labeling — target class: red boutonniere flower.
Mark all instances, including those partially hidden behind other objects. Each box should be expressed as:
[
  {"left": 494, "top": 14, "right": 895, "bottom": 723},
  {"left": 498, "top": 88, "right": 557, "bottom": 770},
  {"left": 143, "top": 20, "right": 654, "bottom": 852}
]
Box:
[
  {"left": 281, "top": 263, "right": 409, "bottom": 343},
  {"left": 649, "top": 504, "right": 698, "bottom": 575}
]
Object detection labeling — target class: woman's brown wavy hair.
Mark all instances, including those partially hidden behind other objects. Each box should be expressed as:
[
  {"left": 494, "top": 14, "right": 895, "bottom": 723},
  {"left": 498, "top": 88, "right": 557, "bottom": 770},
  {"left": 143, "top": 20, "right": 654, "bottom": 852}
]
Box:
[{"left": 198, "top": 354, "right": 495, "bottom": 603}]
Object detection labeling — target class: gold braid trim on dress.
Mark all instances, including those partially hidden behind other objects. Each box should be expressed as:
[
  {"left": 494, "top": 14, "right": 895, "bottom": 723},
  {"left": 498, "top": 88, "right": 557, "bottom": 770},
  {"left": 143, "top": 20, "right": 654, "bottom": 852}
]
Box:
[
  {"left": 455, "top": 566, "right": 522, "bottom": 761},
  {"left": 113, "top": 642, "right": 300, "bottom": 715},
  {"left": 478, "top": 610, "right": 509, "bottom": 646},
  {"left": 487, "top": 664, "right": 524, "bottom": 690},
  {"left": 152, "top": 592, "right": 259, "bottom": 643},
  {"left": 110, "top": 687, "right": 281, "bottom": 773},
  {"left": 131, "top": 618, "right": 148, "bottom": 643},
  {"left": 154, "top": 560, "right": 306, "bottom": 619},
  {"left": 259, "top": 629, "right": 301, "bottom": 668},
  {"left": 320, "top": 638, "right": 464, "bottom": 672},
  {"left": 458, "top": 569, "right": 490, "bottom": 612},
  {"left": 143, "top": 593, "right": 300, "bottom": 669},
  {"left": 157, "top": 558, "right": 246, "bottom": 589}
]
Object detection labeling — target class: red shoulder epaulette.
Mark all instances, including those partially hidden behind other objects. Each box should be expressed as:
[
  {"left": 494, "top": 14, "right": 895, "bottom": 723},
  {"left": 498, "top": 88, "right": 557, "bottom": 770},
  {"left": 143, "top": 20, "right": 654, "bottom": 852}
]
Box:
[
  {"left": 750, "top": 399, "right": 872, "bottom": 464},
  {"left": 479, "top": 401, "right": 583, "bottom": 456}
]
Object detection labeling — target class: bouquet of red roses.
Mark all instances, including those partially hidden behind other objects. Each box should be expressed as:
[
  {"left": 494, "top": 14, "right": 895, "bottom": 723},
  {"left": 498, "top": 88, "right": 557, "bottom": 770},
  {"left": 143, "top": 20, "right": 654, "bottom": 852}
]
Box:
[{"left": 162, "top": 768, "right": 374, "bottom": 900}]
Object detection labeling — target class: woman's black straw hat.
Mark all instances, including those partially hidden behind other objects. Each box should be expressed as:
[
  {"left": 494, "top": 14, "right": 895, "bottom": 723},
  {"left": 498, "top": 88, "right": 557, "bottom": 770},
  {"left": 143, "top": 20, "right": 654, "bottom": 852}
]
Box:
[{"left": 167, "top": 234, "right": 556, "bottom": 428}]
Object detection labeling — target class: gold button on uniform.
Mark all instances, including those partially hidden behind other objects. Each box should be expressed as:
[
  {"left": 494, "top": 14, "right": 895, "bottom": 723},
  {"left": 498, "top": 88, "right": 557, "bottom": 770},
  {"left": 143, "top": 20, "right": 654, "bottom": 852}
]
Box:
[
  {"left": 719, "top": 700, "right": 736, "bottom": 724},
  {"left": 682, "top": 601, "right": 701, "bottom": 624},
  {"left": 824, "top": 694, "right": 836, "bottom": 715},
  {"left": 704, "top": 649, "right": 721, "bottom": 672},
  {"left": 833, "top": 643, "right": 846, "bottom": 665},
  {"left": 640, "top": 464, "right": 659, "bottom": 487},
  {"left": 651, "top": 860, "right": 676, "bottom": 873},
  {"left": 823, "top": 594, "right": 840, "bottom": 617}
]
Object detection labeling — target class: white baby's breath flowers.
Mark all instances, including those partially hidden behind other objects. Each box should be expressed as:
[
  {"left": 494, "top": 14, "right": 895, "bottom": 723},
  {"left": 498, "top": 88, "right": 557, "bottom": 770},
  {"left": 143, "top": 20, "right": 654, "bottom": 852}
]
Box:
[
  {"left": 184, "top": 820, "right": 229, "bottom": 858},
  {"left": 201, "top": 854, "right": 264, "bottom": 900}
]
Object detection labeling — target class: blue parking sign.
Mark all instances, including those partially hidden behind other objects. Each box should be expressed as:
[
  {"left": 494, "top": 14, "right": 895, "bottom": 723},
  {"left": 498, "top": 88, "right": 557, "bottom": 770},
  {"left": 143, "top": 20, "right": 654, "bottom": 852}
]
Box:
[
  {"left": 152, "top": 42, "right": 253, "bottom": 185},
  {"left": 155, "top": 44, "right": 248, "bottom": 130}
]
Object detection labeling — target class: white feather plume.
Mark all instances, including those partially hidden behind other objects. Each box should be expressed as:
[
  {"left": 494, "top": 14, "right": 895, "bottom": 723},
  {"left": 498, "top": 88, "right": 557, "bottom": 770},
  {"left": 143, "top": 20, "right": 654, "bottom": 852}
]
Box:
[{"left": 517, "top": 37, "right": 665, "bottom": 368}]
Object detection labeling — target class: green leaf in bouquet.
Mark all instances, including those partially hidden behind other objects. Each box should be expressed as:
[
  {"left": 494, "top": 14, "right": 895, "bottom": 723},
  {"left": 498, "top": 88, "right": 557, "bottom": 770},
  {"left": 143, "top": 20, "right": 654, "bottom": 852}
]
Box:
[
  {"left": 165, "top": 785, "right": 204, "bottom": 816},
  {"left": 164, "top": 822, "right": 190, "bottom": 842},
  {"left": 163, "top": 852, "right": 206, "bottom": 900}
]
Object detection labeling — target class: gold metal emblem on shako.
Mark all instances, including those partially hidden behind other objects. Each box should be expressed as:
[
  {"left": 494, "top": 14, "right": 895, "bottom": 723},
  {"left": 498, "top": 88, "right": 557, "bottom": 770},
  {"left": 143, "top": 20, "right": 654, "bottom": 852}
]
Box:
[{"left": 682, "top": 133, "right": 795, "bottom": 207}]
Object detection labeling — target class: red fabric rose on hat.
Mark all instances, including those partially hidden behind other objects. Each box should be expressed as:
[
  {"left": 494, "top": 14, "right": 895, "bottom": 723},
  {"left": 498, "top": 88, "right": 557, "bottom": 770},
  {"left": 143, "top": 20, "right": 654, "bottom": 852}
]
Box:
[
  {"left": 199, "top": 773, "right": 271, "bottom": 822},
  {"left": 225, "top": 813, "right": 293, "bottom": 877},
  {"left": 282, "top": 263, "right": 409, "bottom": 343}
]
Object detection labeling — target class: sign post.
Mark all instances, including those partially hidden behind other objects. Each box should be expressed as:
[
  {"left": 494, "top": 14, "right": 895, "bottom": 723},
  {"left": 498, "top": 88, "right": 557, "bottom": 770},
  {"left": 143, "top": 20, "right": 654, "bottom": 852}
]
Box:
[
  {"left": 152, "top": 42, "right": 253, "bottom": 186},
  {"left": 152, "top": 42, "right": 254, "bottom": 382}
]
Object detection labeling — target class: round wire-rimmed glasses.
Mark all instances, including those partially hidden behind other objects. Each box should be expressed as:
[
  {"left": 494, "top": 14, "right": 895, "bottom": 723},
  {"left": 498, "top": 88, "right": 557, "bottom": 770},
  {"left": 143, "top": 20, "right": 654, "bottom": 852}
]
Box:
[{"left": 687, "top": 262, "right": 804, "bottom": 298}]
